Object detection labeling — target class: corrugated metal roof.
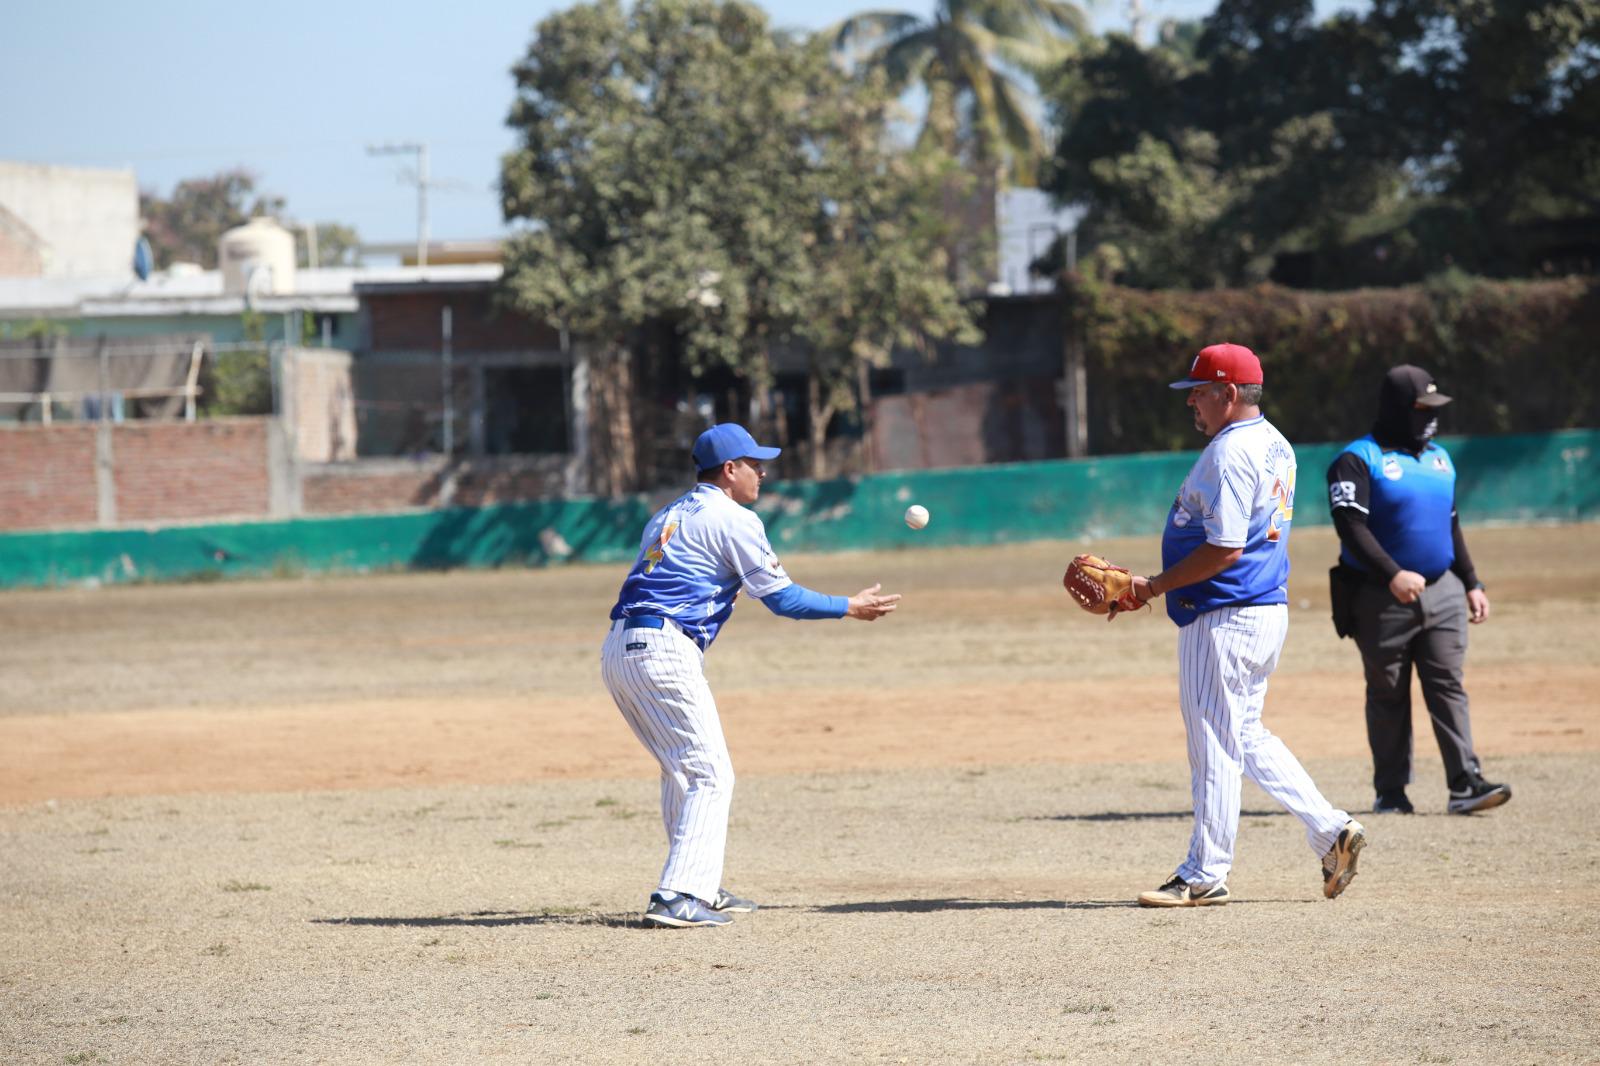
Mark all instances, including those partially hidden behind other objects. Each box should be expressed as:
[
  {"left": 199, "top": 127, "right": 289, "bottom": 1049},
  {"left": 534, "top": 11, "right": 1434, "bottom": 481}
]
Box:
[{"left": 0, "top": 263, "right": 503, "bottom": 318}]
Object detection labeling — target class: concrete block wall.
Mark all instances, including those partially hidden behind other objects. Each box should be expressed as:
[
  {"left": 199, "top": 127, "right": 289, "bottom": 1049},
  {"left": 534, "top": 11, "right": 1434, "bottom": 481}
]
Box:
[
  {"left": 0, "top": 161, "right": 139, "bottom": 278},
  {"left": 283, "top": 349, "right": 356, "bottom": 463}
]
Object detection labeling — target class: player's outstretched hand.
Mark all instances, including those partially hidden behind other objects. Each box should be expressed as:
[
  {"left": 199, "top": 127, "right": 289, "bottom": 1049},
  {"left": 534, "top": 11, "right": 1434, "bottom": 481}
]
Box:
[{"left": 846, "top": 583, "right": 901, "bottom": 621}]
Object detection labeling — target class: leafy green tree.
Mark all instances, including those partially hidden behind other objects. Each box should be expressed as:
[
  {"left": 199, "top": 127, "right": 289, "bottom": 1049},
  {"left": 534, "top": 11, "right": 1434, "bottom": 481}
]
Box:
[
  {"left": 1040, "top": 0, "right": 1600, "bottom": 288},
  {"left": 831, "top": 0, "right": 1090, "bottom": 288},
  {"left": 500, "top": 0, "right": 978, "bottom": 486},
  {"left": 140, "top": 169, "right": 362, "bottom": 272},
  {"left": 1041, "top": 0, "right": 1404, "bottom": 287},
  {"left": 139, "top": 169, "right": 283, "bottom": 269},
  {"left": 201, "top": 311, "right": 273, "bottom": 417},
  {"left": 1359, "top": 0, "right": 1600, "bottom": 274},
  {"left": 299, "top": 222, "right": 363, "bottom": 268},
  {"left": 830, "top": 0, "right": 1090, "bottom": 185}
]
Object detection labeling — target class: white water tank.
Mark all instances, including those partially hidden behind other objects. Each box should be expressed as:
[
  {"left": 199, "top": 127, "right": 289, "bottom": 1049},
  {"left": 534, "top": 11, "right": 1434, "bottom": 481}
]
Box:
[{"left": 219, "top": 217, "right": 296, "bottom": 296}]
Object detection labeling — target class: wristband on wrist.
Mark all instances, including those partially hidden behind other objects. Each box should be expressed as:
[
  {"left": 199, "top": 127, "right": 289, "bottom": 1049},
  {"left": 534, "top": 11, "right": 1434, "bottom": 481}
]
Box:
[{"left": 1145, "top": 575, "right": 1161, "bottom": 599}]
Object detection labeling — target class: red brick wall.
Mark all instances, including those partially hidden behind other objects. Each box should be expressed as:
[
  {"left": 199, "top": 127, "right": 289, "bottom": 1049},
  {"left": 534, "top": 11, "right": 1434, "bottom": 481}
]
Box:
[
  {"left": 113, "top": 421, "right": 270, "bottom": 523},
  {"left": 366, "top": 290, "right": 561, "bottom": 352},
  {"left": 302, "top": 467, "right": 441, "bottom": 514},
  {"left": 0, "top": 424, "right": 99, "bottom": 530},
  {"left": 302, "top": 458, "right": 569, "bottom": 515},
  {"left": 1, "top": 421, "right": 570, "bottom": 531}
]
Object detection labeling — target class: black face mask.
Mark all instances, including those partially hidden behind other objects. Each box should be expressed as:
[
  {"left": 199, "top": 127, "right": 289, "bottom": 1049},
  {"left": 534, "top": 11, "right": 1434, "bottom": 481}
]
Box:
[
  {"left": 1410, "top": 410, "right": 1438, "bottom": 447},
  {"left": 1373, "top": 365, "right": 1447, "bottom": 452}
]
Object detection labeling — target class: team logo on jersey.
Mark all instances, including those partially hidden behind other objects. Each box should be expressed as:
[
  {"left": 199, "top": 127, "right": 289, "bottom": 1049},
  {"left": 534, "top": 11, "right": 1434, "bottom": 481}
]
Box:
[
  {"left": 1381, "top": 456, "right": 1403, "bottom": 480},
  {"left": 1432, "top": 456, "right": 1449, "bottom": 472},
  {"left": 1170, "top": 500, "right": 1191, "bottom": 528},
  {"left": 642, "top": 521, "right": 678, "bottom": 573},
  {"left": 1267, "top": 466, "right": 1296, "bottom": 541},
  {"left": 1329, "top": 480, "right": 1357, "bottom": 507}
]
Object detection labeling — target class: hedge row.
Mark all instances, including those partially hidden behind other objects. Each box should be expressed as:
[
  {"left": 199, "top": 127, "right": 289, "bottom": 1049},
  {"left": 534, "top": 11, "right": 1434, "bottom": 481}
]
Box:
[{"left": 1063, "top": 274, "right": 1600, "bottom": 454}]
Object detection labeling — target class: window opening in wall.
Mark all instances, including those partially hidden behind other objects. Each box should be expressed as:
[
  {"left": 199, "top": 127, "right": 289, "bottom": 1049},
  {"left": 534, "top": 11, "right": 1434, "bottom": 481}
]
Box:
[{"left": 484, "top": 365, "right": 567, "bottom": 455}]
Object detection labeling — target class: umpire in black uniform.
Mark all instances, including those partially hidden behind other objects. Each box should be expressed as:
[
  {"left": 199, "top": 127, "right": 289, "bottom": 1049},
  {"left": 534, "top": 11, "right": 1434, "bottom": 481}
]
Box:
[{"left": 1326, "top": 365, "right": 1511, "bottom": 816}]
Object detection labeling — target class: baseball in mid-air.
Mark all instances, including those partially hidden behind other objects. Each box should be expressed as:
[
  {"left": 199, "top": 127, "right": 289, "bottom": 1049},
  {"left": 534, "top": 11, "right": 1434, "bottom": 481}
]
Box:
[{"left": 904, "top": 504, "right": 930, "bottom": 530}]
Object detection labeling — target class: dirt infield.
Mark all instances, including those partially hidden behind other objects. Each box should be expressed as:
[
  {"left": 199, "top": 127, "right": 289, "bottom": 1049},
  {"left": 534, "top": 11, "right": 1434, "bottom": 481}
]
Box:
[{"left": 2, "top": 524, "right": 1598, "bottom": 1063}]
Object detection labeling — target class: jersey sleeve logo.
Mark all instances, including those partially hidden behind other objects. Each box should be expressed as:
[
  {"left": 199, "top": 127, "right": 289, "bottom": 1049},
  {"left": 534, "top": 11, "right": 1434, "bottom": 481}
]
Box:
[
  {"left": 643, "top": 521, "right": 678, "bottom": 573},
  {"left": 1267, "top": 466, "right": 1296, "bottom": 542}
]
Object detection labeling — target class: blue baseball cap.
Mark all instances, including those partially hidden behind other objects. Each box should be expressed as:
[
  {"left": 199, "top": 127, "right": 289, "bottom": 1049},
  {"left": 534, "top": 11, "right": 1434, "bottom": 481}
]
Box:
[{"left": 691, "top": 423, "right": 781, "bottom": 470}]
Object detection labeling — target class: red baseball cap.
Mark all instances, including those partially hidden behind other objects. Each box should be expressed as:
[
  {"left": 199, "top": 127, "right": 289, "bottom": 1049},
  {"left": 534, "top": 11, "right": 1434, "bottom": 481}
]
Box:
[{"left": 1168, "top": 343, "right": 1264, "bottom": 389}]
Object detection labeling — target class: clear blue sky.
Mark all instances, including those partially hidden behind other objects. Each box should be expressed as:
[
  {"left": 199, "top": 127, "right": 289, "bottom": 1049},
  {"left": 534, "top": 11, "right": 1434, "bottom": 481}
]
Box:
[{"left": 0, "top": 0, "right": 1357, "bottom": 248}]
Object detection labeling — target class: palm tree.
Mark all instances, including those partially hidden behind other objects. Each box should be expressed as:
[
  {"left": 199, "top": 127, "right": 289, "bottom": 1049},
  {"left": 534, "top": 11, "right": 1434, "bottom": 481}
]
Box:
[{"left": 831, "top": 0, "right": 1090, "bottom": 186}]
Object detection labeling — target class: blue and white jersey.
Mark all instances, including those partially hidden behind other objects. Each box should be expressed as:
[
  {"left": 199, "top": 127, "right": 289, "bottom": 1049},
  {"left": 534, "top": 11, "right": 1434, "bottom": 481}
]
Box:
[
  {"left": 1160, "top": 415, "right": 1296, "bottom": 627},
  {"left": 609, "top": 483, "right": 793, "bottom": 648}
]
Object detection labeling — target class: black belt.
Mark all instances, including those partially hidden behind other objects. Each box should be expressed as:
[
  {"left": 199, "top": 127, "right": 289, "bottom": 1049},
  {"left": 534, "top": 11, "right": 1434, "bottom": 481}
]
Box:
[{"left": 621, "top": 615, "right": 706, "bottom": 649}]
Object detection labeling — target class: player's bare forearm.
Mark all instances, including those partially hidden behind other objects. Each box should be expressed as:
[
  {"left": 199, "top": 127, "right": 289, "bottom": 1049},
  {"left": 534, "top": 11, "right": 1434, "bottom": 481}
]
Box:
[
  {"left": 1138, "top": 543, "right": 1243, "bottom": 601},
  {"left": 845, "top": 583, "right": 901, "bottom": 621}
]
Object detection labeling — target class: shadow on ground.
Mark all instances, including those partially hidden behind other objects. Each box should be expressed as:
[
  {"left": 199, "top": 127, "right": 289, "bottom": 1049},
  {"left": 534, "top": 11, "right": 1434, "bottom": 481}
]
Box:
[
  {"left": 814, "top": 898, "right": 1133, "bottom": 913},
  {"left": 1029, "top": 808, "right": 1287, "bottom": 822},
  {"left": 311, "top": 911, "right": 637, "bottom": 929}
]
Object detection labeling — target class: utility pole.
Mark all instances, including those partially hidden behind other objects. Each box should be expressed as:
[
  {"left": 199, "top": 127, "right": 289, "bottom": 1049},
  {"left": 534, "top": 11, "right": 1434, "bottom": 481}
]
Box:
[
  {"left": 366, "top": 141, "right": 433, "bottom": 266},
  {"left": 289, "top": 220, "right": 319, "bottom": 269}
]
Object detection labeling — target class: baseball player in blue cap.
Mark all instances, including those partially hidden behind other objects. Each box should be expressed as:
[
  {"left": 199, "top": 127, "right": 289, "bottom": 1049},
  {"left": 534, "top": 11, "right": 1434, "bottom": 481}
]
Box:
[{"left": 601, "top": 423, "right": 901, "bottom": 928}]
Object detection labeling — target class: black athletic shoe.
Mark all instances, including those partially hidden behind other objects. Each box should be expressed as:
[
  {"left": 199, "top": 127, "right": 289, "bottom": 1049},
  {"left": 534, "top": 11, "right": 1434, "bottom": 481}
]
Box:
[
  {"left": 1137, "top": 875, "right": 1230, "bottom": 907},
  {"left": 1373, "top": 790, "right": 1415, "bottom": 814},
  {"left": 1447, "top": 780, "right": 1512, "bottom": 815}
]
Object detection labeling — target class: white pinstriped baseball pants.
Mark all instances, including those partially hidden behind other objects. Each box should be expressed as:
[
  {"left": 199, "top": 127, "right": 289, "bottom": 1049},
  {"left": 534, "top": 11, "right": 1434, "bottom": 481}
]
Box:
[
  {"left": 1175, "top": 604, "right": 1349, "bottom": 887},
  {"left": 600, "top": 620, "right": 733, "bottom": 904}
]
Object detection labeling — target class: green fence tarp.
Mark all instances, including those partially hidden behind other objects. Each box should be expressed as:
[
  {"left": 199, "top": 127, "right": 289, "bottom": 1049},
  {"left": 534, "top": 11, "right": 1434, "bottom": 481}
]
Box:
[{"left": 2, "top": 429, "right": 1593, "bottom": 590}]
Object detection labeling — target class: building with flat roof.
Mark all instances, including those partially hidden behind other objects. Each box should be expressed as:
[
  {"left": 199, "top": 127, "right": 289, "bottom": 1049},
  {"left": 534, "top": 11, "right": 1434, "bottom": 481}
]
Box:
[{"left": 0, "top": 261, "right": 503, "bottom": 348}]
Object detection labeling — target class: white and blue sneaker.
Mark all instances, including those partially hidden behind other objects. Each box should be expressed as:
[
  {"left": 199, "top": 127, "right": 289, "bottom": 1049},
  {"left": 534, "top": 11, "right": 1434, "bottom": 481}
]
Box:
[
  {"left": 642, "top": 891, "right": 732, "bottom": 929},
  {"left": 710, "top": 887, "right": 758, "bottom": 913}
]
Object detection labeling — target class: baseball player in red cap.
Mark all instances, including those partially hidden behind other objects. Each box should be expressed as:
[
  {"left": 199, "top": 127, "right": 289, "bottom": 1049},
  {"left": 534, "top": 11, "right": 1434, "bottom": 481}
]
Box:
[{"left": 1125, "top": 344, "right": 1367, "bottom": 906}]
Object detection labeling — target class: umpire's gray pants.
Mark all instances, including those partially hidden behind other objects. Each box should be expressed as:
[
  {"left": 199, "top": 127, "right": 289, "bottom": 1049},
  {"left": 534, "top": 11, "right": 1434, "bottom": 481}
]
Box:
[{"left": 1353, "top": 569, "right": 1481, "bottom": 792}]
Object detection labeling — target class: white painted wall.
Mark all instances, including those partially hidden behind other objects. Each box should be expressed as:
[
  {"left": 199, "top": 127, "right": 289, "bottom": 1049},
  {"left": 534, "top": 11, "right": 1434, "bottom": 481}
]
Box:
[{"left": 0, "top": 162, "right": 139, "bottom": 278}]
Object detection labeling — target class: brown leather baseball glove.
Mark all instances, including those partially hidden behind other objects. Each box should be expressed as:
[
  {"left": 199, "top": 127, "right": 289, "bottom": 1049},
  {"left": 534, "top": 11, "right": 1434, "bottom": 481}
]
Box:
[{"left": 1063, "top": 553, "right": 1145, "bottom": 618}]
